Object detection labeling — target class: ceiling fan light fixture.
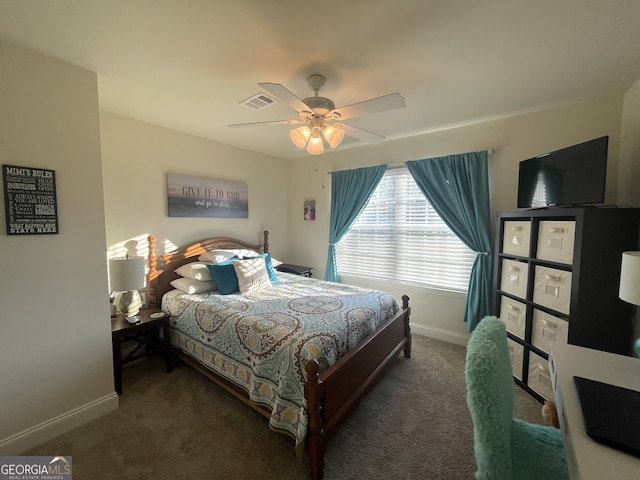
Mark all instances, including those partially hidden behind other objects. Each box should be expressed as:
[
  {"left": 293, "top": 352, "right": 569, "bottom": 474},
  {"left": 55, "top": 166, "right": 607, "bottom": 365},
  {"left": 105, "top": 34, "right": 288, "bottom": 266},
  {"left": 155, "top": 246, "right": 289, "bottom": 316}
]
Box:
[
  {"left": 306, "top": 129, "right": 325, "bottom": 154},
  {"left": 237, "top": 76, "right": 406, "bottom": 155},
  {"left": 322, "top": 124, "right": 345, "bottom": 148},
  {"left": 290, "top": 126, "right": 311, "bottom": 148}
]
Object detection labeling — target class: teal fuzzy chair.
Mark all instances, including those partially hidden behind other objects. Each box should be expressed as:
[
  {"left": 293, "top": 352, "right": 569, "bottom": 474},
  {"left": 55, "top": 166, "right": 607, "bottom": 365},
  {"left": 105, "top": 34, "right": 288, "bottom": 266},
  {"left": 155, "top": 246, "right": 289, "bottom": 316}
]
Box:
[{"left": 465, "top": 316, "right": 569, "bottom": 480}]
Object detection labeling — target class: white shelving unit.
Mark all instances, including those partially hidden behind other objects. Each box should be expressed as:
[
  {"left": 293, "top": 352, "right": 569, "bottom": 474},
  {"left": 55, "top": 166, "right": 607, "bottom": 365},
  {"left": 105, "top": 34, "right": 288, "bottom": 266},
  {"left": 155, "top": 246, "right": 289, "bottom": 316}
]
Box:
[{"left": 493, "top": 207, "right": 640, "bottom": 401}]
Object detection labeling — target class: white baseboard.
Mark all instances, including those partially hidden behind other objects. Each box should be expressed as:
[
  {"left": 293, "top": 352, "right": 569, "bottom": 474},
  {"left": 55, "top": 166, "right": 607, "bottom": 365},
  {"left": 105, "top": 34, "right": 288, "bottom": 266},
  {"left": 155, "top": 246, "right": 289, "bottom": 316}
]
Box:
[
  {"left": 410, "top": 322, "right": 470, "bottom": 346},
  {"left": 0, "top": 393, "right": 119, "bottom": 455}
]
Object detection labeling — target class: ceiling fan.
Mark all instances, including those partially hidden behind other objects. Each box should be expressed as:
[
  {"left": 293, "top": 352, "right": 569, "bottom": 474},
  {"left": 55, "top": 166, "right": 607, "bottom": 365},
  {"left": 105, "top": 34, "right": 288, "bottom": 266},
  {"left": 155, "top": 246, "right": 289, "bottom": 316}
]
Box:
[{"left": 229, "top": 75, "right": 406, "bottom": 154}]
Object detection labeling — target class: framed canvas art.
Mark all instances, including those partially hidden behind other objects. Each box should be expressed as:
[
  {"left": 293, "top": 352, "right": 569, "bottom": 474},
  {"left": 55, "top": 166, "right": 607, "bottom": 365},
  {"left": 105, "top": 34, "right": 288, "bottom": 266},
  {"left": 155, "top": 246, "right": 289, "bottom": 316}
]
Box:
[{"left": 167, "top": 173, "right": 248, "bottom": 218}]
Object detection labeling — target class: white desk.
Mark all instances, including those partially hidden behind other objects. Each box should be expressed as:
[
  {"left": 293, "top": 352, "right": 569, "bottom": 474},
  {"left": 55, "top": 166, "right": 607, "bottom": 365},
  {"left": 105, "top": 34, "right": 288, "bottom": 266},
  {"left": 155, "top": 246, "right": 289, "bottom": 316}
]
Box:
[{"left": 549, "top": 343, "right": 640, "bottom": 479}]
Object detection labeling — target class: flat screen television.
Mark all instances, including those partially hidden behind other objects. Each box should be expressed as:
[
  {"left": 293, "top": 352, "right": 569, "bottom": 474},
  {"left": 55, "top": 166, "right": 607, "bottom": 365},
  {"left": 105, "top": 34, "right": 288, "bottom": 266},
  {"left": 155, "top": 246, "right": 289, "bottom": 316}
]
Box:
[{"left": 517, "top": 136, "right": 608, "bottom": 209}]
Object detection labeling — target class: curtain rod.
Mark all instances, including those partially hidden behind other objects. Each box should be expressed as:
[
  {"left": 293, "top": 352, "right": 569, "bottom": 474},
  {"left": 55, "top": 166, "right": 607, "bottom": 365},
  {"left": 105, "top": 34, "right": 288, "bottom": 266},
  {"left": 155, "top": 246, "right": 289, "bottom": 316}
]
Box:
[{"left": 326, "top": 148, "right": 494, "bottom": 175}]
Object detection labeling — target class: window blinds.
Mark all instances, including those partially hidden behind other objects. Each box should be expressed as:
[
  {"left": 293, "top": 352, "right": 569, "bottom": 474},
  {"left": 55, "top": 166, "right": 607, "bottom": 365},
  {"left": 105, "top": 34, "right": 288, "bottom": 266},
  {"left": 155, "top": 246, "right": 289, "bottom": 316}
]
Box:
[{"left": 337, "top": 168, "right": 476, "bottom": 292}]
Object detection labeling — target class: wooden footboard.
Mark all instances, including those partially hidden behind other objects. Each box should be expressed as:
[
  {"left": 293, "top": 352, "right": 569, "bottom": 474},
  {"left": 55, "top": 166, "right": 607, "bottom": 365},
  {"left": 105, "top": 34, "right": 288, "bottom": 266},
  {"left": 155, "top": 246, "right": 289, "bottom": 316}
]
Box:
[{"left": 304, "top": 295, "right": 411, "bottom": 480}]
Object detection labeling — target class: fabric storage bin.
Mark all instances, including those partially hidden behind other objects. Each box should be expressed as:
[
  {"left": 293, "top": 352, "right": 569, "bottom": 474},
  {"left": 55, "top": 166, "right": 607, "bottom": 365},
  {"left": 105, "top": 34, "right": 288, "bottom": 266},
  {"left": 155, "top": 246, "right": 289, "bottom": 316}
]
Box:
[
  {"left": 533, "top": 265, "right": 572, "bottom": 315},
  {"left": 536, "top": 220, "right": 576, "bottom": 264},
  {"left": 531, "top": 309, "right": 569, "bottom": 353},
  {"left": 527, "top": 351, "right": 554, "bottom": 400},
  {"left": 499, "top": 259, "right": 529, "bottom": 300},
  {"left": 499, "top": 296, "right": 527, "bottom": 340},
  {"left": 502, "top": 220, "right": 531, "bottom": 257},
  {"left": 507, "top": 338, "right": 524, "bottom": 380}
]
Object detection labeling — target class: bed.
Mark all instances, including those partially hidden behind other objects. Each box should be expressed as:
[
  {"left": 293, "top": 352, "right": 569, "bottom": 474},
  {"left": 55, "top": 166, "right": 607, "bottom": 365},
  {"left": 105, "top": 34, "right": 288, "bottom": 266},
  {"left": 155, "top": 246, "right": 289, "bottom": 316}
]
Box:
[{"left": 146, "top": 231, "right": 411, "bottom": 480}]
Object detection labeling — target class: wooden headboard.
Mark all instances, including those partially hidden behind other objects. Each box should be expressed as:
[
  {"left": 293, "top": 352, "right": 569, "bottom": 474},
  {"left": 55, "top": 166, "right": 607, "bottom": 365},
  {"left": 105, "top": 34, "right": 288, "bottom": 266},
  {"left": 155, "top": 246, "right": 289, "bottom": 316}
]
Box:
[{"left": 147, "top": 230, "right": 269, "bottom": 307}]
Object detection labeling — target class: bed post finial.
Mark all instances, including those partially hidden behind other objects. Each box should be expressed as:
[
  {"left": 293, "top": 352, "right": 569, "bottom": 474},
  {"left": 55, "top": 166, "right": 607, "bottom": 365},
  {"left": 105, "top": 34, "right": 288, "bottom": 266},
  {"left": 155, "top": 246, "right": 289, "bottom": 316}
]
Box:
[
  {"left": 401, "top": 294, "right": 409, "bottom": 310},
  {"left": 263, "top": 230, "right": 269, "bottom": 253}
]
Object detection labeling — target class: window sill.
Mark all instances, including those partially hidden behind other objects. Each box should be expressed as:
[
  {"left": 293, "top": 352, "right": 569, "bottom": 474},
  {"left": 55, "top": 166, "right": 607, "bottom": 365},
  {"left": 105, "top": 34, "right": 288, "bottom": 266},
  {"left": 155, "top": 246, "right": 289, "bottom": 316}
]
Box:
[{"left": 339, "top": 273, "right": 467, "bottom": 299}]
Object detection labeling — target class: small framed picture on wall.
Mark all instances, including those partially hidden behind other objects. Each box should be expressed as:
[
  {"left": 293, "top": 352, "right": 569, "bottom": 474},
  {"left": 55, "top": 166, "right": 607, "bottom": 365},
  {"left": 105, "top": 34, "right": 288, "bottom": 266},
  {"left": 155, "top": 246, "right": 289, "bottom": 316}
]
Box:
[{"left": 304, "top": 200, "right": 315, "bottom": 221}]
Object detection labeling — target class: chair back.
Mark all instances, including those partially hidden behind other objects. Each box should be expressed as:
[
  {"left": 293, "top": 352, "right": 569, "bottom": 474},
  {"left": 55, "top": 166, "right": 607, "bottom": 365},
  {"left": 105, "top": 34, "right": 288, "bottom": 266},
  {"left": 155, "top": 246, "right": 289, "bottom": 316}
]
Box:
[{"left": 465, "top": 316, "right": 515, "bottom": 479}]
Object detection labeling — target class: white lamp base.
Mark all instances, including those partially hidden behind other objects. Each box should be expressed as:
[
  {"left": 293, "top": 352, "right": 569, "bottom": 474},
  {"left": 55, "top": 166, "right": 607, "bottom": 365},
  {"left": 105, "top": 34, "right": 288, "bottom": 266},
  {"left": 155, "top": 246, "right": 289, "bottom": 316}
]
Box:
[{"left": 119, "top": 290, "right": 142, "bottom": 318}]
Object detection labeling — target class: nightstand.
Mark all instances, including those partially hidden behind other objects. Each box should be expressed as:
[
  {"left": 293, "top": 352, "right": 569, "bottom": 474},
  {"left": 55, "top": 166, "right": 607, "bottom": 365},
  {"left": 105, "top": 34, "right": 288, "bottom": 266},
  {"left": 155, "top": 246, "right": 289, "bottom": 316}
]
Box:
[
  {"left": 276, "top": 263, "right": 313, "bottom": 277},
  {"left": 111, "top": 307, "right": 173, "bottom": 395}
]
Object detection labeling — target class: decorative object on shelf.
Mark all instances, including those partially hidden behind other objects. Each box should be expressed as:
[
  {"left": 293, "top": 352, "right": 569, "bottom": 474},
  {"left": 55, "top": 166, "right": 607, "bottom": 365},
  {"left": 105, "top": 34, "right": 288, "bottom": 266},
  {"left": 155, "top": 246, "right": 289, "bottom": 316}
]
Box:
[
  {"left": 618, "top": 251, "right": 640, "bottom": 357},
  {"left": 109, "top": 255, "right": 146, "bottom": 321}
]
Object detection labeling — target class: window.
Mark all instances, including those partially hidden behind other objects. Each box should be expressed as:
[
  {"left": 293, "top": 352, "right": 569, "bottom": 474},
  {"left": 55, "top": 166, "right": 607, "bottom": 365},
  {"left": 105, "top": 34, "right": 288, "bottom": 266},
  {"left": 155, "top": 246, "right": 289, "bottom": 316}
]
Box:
[
  {"left": 531, "top": 170, "right": 548, "bottom": 207},
  {"left": 336, "top": 167, "right": 476, "bottom": 292}
]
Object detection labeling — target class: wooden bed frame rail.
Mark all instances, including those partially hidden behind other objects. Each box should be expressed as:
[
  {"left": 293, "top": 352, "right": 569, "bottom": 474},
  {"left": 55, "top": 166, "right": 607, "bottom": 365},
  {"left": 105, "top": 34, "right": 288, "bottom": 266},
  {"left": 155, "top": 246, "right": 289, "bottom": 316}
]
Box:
[
  {"left": 145, "top": 232, "right": 411, "bottom": 480},
  {"left": 305, "top": 295, "right": 411, "bottom": 480}
]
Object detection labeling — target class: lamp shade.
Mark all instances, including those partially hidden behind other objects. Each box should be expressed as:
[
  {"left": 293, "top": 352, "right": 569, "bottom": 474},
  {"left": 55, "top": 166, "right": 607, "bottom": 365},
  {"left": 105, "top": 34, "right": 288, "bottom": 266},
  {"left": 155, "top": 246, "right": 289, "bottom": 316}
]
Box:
[
  {"left": 323, "top": 124, "right": 345, "bottom": 148},
  {"left": 306, "top": 129, "right": 325, "bottom": 154},
  {"left": 109, "top": 256, "right": 146, "bottom": 292},
  {"left": 290, "top": 126, "right": 311, "bottom": 148},
  {"left": 619, "top": 251, "right": 640, "bottom": 306}
]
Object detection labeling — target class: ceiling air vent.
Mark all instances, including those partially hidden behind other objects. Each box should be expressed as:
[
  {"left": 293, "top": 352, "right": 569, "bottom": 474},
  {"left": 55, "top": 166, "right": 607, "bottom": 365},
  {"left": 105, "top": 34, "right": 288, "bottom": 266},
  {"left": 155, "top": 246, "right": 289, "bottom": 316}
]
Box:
[{"left": 241, "top": 93, "right": 278, "bottom": 111}]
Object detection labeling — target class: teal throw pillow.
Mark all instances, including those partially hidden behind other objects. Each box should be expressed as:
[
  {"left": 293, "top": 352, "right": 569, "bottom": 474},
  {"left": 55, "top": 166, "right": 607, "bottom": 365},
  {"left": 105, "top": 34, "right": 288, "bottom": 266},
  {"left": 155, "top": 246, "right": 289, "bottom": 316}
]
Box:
[
  {"left": 206, "top": 257, "right": 240, "bottom": 294},
  {"left": 263, "top": 253, "right": 278, "bottom": 281}
]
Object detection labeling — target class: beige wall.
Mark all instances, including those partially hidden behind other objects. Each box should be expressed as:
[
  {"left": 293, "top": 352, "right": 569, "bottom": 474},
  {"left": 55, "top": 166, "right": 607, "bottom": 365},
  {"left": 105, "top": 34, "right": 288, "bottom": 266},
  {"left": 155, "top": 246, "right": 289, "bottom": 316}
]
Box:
[
  {"left": 287, "top": 97, "right": 625, "bottom": 343},
  {"left": 0, "top": 41, "right": 116, "bottom": 453},
  {"left": 619, "top": 78, "right": 640, "bottom": 208},
  {"left": 619, "top": 78, "right": 640, "bottom": 340},
  {"left": 100, "top": 112, "right": 291, "bottom": 264}
]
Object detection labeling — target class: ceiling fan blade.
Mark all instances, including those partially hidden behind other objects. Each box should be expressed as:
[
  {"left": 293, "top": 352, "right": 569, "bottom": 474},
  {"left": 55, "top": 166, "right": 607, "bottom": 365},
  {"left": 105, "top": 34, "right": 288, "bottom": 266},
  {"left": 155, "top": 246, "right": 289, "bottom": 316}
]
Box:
[
  {"left": 340, "top": 123, "right": 386, "bottom": 144},
  {"left": 333, "top": 93, "right": 406, "bottom": 121},
  {"left": 258, "top": 82, "right": 311, "bottom": 114},
  {"left": 228, "top": 119, "right": 304, "bottom": 128}
]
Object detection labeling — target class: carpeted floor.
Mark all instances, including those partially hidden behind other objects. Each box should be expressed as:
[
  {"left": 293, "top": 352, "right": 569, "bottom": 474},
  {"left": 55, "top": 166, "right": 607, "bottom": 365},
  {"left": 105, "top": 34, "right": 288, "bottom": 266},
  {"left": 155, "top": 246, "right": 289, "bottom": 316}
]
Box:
[{"left": 25, "top": 335, "right": 544, "bottom": 479}]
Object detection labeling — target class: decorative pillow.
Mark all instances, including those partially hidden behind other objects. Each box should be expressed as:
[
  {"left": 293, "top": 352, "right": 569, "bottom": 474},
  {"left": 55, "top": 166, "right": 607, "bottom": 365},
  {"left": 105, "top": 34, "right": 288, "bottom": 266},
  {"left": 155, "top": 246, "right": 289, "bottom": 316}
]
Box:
[
  {"left": 233, "top": 248, "right": 262, "bottom": 259},
  {"left": 270, "top": 256, "right": 283, "bottom": 268},
  {"left": 232, "top": 257, "right": 271, "bottom": 294},
  {"left": 245, "top": 253, "right": 278, "bottom": 281},
  {"left": 206, "top": 258, "right": 240, "bottom": 295},
  {"left": 198, "top": 249, "right": 240, "bottom": 264},
  {"left": 170, "top": 277, "right": 217, "bottom": 294},
  {"left": 175, "top": 262, "right": 215, "bottom": 282},
  {"left": 198, "top": 247, "right": 275, "bottom": 264}
]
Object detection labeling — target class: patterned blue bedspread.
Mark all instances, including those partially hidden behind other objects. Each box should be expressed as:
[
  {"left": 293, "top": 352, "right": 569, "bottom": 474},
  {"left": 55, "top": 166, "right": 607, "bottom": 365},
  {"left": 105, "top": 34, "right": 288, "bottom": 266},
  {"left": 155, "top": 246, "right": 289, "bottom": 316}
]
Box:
[{"left": 162, "top": 273, "right": 399, "bottom": 446}]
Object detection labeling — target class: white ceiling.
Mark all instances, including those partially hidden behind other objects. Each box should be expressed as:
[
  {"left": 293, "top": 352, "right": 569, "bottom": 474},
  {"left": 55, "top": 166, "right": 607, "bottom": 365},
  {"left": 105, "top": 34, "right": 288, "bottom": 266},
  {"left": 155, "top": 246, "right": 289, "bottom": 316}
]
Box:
[{"left": 2, "top": 1, "right": 640, "bottom": 160}]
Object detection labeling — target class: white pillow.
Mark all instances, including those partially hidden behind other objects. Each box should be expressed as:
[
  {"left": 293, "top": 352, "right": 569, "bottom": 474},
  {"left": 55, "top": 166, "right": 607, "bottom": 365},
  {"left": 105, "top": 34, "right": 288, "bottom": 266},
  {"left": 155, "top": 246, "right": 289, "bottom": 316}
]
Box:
[
  {"left": 198, "top": 249, "right": 239, "bottom": 263},
  {"left": 232, "top": 257, "right": 271, "bottom": 294},
  {"left": 170, "top": 277, "right": 217, "bottom": 294},
  {"left": 197, "top": 248, "right": 277, "bottom": 266},
  {"left": 232, "top": 248, "right": 262, "bottom": 259},
  {"left": 175, "top": 262, "right": 215, "bottom": 282}
]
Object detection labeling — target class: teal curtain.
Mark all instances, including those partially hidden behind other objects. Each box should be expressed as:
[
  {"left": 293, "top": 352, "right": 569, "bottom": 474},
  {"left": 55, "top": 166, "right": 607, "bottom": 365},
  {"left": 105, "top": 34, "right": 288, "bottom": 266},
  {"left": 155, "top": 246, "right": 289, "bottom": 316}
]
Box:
[
  {"left": 325, "top": 164, "right": 387, "bottom": 282},
  {"left": 405, "top": 151, "right": 492, "bottom": 331}
]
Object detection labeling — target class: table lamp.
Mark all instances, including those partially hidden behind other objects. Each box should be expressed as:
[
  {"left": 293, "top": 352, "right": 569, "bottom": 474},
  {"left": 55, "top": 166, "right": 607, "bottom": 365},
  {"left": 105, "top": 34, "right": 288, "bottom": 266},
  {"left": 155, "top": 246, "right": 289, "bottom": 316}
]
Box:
[
  {"left": 618, "top": 251, "right": 640, "bottom": 356},
  {"left": 109, "top": 255, "right": 146, "bottom": 322}
]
